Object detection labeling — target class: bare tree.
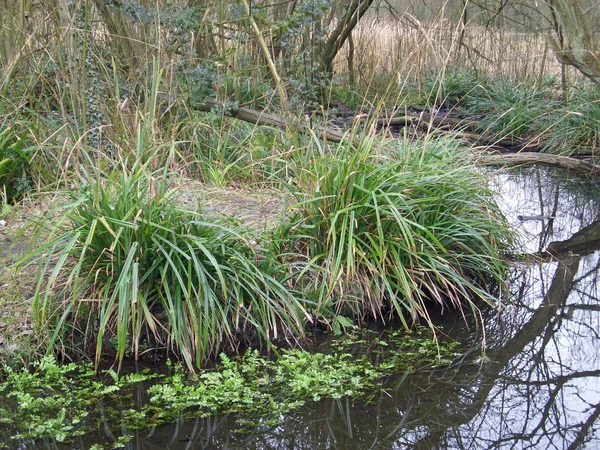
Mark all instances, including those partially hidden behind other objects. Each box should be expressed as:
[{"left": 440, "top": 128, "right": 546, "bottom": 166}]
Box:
[{"left": 318, "top": 0, "right": 376, "bottom": 75}]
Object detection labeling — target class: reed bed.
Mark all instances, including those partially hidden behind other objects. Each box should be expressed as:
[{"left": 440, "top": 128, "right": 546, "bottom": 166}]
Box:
[{"left": 334, "top": 16, "right": 582, "bottom": 90}]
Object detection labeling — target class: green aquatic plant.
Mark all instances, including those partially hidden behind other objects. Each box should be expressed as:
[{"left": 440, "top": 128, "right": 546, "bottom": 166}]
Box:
[
  {"left": 0, "top": 355, "right": 158, "bottom": 443},
  {"left": 0, "top": 327, "right": 461, "bottom": 445},
  {"left": 23, "top": 150, "right": 309, "bottom": 370},
  {"left": 275, "top": 135, "right": 511, "bottom": 328}
]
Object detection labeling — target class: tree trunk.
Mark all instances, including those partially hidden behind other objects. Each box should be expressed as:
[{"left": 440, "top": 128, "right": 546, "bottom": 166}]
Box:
[
  {"left": 0, "top": 0, "right": 33, "bottom": 77},
  {"left": 347, "top": 31, "right": 355, "bottom": 84},
  {"left": 544, "top": 0, "right": 600, "bottom": 86},
  {"left": 92, "top": 0, "right": 144, "bottom": 70},
  {"left": 319, "top": 0, "right": 375, "bottom": 75}
]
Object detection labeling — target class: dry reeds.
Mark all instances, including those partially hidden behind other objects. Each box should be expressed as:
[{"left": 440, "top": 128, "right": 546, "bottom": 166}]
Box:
[{"left": 334, "top": 14, "right": 582, "bottom": 89}]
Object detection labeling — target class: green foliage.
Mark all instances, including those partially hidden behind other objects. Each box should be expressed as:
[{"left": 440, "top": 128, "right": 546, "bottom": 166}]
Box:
[
  {"left": 0, "top": 355, "right": 156, "bottom": 443},
  {"left": 438, "top": 74, "right": 599, "bottom": 158},
  {"left": 422, "top": 68, "right": 481, "bottom": 107},
  {"left": 0, "top": 126, "right": 33, "bottom": 202},
  {"left": 277, "top": 0, "right": 335, "bottom": 106},
  {"left": 177, "top": 60, "right": 218, "bottom": 105},
  {"left": 185, "top": 111, "right": 293, "bottom": 185},
  {"left": 24, "top": 151, "right": 308, "bottom": 370},
  {"left": 0, "top": 327, "right": 460, "bottom": 445},
  {"left": 542, "top": 84, "right": 600, "bottom": 154},
  {"left": 190, "top": 113, "right": 259, "bottom": 185},
  {"left": 220, "top": 75, "right": 273, "bottom": 109},
  {"left": 275, "top": 135, "right": 511, "bottom": 328},
  {"left": 465, "top": 77, "right": 553, "bottom": 139},
  {"left": 330, "top": 83, "right": 366, "bottom": 111}
]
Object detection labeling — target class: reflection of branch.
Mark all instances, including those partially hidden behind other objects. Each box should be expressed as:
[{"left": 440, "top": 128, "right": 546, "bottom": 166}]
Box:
[
  {"left": 547, "top": 219, "right": 600, "bottom": 256},
  {"left": 562, "top": 304, "right": 600, "bottom": 313},
  {"left": 505, "top": 369, "right": 600, "bottom": 387},
  {"left": 574, "top": 256, "right": 600, "bottom": 283},
  {"left": 566, "top": 402, "right": 600, "bottom": 450},
  {"left": 411, "top": 257, "right": 580, "bottom": 448}
]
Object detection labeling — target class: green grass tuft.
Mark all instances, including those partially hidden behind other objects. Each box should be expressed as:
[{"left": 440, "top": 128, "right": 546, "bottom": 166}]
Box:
[
  {"left": 274, "top": 135, "right": 511, "bottom": 328},
  {"left": 24, "top": 151, "right": 309, "bottom": 370}
]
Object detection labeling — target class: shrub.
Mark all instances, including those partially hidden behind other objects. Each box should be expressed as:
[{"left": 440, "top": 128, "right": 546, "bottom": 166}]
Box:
[{"left": 0, "top": 126, "right": 33, "bottom": 202}]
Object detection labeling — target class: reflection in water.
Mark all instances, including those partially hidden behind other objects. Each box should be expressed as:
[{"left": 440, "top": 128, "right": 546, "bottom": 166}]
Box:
[
  {"left": 490, "top": 167, "right": 599, "bottom": 253},
  {"left": 29, "top": 168, "right": 600, "bottom": 449}
]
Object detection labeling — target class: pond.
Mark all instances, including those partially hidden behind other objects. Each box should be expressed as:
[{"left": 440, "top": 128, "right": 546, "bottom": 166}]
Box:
[{"left": 2, "top": 166, "right": 600, "bottom": 449}]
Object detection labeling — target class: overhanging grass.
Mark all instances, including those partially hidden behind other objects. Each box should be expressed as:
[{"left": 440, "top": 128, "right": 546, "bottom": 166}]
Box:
[
  {"left": 274, "top": 135, "right": 512, "bottom": 328},
  {"left": 24, "top": 152, "right": 309, "bottom": 370}
]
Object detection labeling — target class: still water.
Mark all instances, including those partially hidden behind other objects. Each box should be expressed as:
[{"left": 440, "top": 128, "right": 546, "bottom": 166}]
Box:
[{"left": 10, "top": 166, "right": 600, "bottom": 449}]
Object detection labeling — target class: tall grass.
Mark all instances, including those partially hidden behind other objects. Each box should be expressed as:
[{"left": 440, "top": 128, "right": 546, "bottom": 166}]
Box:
[
  {"left": 465, "top": 77, "right": 554, "bottom": 140},
  {"left": 541, "top": 86, "right": 600, "bottom": 154},
  {"left": 183, "top": 111, "right": 292, "bottom": 187},
  {"left": 274, "top": 134, "right": 511, "bottom": 328},
  {"left": 25, "top": 150, "right": 309, "bottom": 370}
]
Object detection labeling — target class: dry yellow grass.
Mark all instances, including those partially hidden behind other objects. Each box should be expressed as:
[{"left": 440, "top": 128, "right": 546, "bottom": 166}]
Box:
[{"left": 333, "top": 16, "right": 582, "bottom": 87}]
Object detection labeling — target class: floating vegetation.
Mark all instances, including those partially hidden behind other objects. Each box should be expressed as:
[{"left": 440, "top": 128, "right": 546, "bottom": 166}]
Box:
[{"left": 0, "top": 327, "right": 461, "bottom": 446}]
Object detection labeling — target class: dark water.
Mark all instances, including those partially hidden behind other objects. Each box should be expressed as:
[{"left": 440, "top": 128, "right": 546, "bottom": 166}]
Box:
[{"left": 11, "top": 167, "right": 600, "bottom": 449}]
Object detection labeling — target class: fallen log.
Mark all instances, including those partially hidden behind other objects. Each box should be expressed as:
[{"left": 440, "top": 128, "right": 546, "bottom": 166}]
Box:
[
  {"left": 192, "top": 99, "right": 349, "bottom": 143},
  {"left": 376, "top": 112, "right": 475, "bottom": 131},
  {"left": 477, "top": 152, "right": 600, "bottom": 177},
  {"left": 191, "top": 100, "right": 600, "bottom": 177}
]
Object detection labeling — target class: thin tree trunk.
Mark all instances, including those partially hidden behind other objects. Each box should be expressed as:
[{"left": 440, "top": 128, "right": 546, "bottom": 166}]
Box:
[
  {"left": 319, "top": 0, "right": 375, "bottom": 75},
  {"left": 544, "top": 0, "right": 600, "bottom": 86},
  {"left": 347, "top": 31, "right": 355, "bottom": 85},
  {"left": 92, "top": 0, "right": 143, "bottom": 70},
  {"left": 240, "top": 0, "right": 291, "bottom": 117}
]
